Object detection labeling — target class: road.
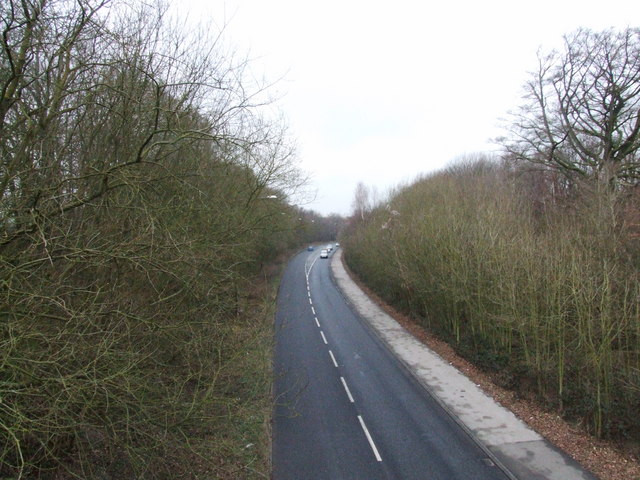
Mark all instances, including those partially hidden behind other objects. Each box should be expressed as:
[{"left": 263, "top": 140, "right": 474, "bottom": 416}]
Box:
[{"left": 272, "top": 247, "right": 511, "bottom": 480}]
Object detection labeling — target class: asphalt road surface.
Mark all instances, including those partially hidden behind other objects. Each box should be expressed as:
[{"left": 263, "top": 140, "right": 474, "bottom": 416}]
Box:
[{"left": 273, "top": 248, "right": 512, "bottom": 480}]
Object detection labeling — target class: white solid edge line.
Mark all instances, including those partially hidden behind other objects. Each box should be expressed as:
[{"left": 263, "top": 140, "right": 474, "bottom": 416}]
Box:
[
  {"left": 340, "top": 377, "right": 354, "bottom": 403},
  {"left": 320, "top": 331, "right": 328, "bottom": 344},
  {"left": 329, "top": 350, "right": 338, "bottom": 367},
  {"left": 358, "top": 415, "right": 382, "bottom": 462}
]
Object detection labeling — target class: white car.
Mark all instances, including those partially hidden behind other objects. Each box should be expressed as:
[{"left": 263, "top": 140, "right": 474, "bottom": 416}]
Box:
[
  {"left": 326, "top": 244, "right": 333, "bottom": 251},
  {"left": 320, "top": 249, "right": 329, "bottom": 258}
]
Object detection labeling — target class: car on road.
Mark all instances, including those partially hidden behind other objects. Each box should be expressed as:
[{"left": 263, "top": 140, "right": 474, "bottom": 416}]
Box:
[
  {"left": 307, "top": 245, "right": 314, "bottom": 251},
  {"left": 326, "top": 244, "right": 333, "bottom": 252},
  {"left": 320, "top": 249, "right": 329, "bottom": 258}
]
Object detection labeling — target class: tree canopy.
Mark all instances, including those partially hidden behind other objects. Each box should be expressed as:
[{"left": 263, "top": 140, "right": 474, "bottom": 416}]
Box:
[{"left": 500, "top": 28, "right": 640, "bottom": 188}]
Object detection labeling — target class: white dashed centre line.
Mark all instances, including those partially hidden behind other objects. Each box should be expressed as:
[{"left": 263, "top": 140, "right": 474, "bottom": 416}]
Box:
[
  {"left": 340, "top": 377, "right": 354, "bottom": 403},
  {"left": 304, "top": 251, "right": 384, "bottom": 466},
  {"left": 358, "top": 416, "right": 383, "bottom": 462},
  {"left": 328, "top": 350, "right": 338, "bottom": 367}
]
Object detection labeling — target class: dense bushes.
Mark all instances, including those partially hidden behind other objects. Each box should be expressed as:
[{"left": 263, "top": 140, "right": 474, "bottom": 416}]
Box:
[
  {"left": 1, "top": 0, "right": 299, "bottom": 477},
  {"left": 343, "top": 158, "right": 640, "bottom": 442},
  {"left": 344, "top": 28, "right": 640, "bottom": 444}
]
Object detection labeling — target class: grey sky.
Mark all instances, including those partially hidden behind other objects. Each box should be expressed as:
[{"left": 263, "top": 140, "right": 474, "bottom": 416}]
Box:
[{"left": 184, "top": 0, "right": 640, "bottom": 215}]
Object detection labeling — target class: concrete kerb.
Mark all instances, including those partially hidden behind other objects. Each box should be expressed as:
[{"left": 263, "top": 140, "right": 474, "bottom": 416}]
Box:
[{"left": 330, "top": 249, "right": 599, "bottom": 480}]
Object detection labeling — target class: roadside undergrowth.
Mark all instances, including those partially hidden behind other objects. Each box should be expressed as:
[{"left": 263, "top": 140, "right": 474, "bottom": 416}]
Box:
[
  {"left": 168, "top": 272, "right": 278, "bottom": 480},
  {"left": 342, "top": 157, "right": 640, "bottom": 456},
  {"left": 0, "top": 1, "right": 304, "bottom": 478}
]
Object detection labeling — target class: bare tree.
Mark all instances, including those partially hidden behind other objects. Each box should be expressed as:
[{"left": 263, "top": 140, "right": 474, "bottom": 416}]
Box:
[
  {"left": 351, "top": 181, "right": 371, "bottom": 220},
  {"left": 500, "top": 28, "right": 640, "bottom": 189}
]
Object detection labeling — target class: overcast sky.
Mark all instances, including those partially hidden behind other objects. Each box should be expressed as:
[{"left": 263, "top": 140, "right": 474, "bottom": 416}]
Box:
[{"left": 182, "top": 0, "right": 640, "bottom": 216}]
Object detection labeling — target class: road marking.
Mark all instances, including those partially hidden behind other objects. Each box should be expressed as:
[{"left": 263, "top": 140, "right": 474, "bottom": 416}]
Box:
[
  {"left": 340, "top": 377, "right": 354, "bottom": 403},
  {"left": 307, "top": 290, "right": 311, "bottom": 297},
  {"left": 358, "top": 416, "right": 382, "bottom": 462},
  {"left": 315, "top": 317, "right": 320, "bottom": 327},
  {"left": 328, "top": 350, "right": 338, "bottom": 367},
  {"left": 309, "top": 298, "right": 313, "bottom": 306},
  {"left": 311, "top": 306, "right": 316, "bottom": 315},
  {"left": 304, "top": 254, "right": 319, "bottom": 280},
  {"left": 320, "top": 331, "right": 328, "bottom": 344}
]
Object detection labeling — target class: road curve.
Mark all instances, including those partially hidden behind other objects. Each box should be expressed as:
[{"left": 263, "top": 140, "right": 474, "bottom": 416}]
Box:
[{"left": 272, "top": 248, "right": 510, "bottom": 480}]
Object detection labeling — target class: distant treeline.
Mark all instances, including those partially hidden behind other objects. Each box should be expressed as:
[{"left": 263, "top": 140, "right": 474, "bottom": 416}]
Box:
[
  {"left": 0, "top": 0, "right": 305, "bottom": 478},
  {"left": 343, "top": 27, "right": 640, "bottom": 444}
]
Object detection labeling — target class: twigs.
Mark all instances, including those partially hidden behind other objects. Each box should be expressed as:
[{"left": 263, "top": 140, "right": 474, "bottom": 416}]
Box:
[
  {"left": 0, "top": 0, "right": 298, "bottom": 477},
  {"left": 343, "top": 156, "right": 640, "bottom": 444}
]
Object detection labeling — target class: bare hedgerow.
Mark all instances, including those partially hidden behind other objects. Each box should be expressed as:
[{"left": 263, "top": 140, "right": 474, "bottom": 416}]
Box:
[
  {"left": 343, "top": 156, "right": 640, "bottom": 444},
  {"left": 1, "top": 0, "right": 300, "bottom": 478}
]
